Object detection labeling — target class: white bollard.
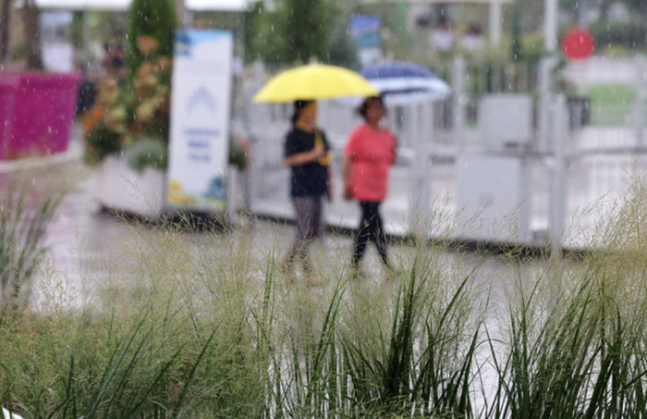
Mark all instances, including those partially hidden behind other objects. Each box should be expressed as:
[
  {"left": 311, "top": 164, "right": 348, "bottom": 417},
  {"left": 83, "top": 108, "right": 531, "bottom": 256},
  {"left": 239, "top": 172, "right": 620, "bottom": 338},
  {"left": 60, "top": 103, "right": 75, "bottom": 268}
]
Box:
[
  {"left": 550, "top": 95, "right": 569, "bottom": 256},
  {"left": 2, "top": 407, "right": 24, "bottom": 419}
]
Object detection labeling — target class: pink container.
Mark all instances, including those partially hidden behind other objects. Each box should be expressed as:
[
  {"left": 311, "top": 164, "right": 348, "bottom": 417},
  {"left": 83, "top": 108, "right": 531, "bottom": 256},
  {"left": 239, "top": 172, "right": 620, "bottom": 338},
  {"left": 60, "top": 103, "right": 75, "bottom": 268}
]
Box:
[
  {"left": 0, "top": 78, "right": 17, "bottom": 160},
  {"left": 3, "top": 73, "right": 81, "bottom": 160}
]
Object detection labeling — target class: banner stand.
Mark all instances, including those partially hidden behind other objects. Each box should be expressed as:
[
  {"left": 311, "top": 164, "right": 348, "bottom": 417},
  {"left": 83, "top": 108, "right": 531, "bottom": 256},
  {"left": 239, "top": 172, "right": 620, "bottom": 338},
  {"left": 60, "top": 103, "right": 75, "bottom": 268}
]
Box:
[{"left": 166, "top": 29, "right": 234, "bottom": 220}]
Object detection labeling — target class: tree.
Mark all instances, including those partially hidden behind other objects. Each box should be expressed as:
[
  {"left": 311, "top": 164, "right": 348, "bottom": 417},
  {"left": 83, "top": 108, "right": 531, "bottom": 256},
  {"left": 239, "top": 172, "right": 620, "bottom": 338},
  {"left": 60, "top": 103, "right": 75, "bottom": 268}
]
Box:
[
  {"left": 246, "top": 0, "right": 337, "bottom": 65},
  {"left": 0, "top": 0, "right": 9, "bottom": 63},
  {"left": 23, "top": 0, "right": 43, "bottom": 70},
  {"left": 245, "top": 1, "right": 286, "bottom": 64},
  {"left": 175, "top": 0, "right": 188, "bottom": 27},
  {"left": 328, "top": 0, "right": 358, "bottom": 68},
  {"left": 127, "top": 0, "right": 178, "bottom": 78},
  {"left": 280, "top": 0, "right": 331, "bottom": 63},
  {"left": 329, "top": 17, "right": 358, "bottom": 69}
]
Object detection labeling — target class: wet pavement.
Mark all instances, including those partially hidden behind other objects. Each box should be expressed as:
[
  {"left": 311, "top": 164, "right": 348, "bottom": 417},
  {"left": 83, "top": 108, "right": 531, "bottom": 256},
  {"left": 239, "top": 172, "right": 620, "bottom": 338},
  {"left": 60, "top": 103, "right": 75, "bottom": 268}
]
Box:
[
  {"left": 22, "top": 157, "right": 507, "bottom": 312},
  {"left": 3, "top": 126, "right": 643, "bottom": 311}
]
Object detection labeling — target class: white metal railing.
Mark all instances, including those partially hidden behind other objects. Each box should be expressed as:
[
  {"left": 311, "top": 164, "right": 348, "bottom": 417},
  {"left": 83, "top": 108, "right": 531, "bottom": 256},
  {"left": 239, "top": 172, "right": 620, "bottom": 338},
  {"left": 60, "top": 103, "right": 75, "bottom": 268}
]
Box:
[{"left": 234, "top": 58, "right": 647, "bottom": 250}]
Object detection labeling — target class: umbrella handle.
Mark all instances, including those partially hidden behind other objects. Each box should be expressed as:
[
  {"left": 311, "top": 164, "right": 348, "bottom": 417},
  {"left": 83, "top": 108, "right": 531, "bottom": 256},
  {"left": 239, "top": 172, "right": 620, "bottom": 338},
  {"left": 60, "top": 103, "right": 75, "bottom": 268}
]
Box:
[{"left": 315, "top": 128, "right": 332, "bottom": 166}]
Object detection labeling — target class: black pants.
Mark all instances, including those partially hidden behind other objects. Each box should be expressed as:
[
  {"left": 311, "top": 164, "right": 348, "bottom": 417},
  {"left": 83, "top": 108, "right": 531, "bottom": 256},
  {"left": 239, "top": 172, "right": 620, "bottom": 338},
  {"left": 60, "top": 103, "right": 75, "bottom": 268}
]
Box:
[{"left": 352, "top": 201, "right": 389, "bottom": 268}]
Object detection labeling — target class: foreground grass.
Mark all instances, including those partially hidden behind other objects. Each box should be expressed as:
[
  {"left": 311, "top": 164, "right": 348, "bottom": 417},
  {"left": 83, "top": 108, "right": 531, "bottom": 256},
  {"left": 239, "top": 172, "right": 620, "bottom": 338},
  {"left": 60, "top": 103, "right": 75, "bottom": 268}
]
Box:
[{"left": 5, "top": 181, "right": 647, "bottom": 417}]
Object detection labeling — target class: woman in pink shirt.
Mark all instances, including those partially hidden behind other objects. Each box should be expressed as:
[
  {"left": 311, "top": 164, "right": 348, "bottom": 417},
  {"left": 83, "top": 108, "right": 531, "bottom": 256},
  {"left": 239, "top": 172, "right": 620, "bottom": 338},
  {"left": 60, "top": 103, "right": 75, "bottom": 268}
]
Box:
[{"left": 343, "top": 96, "right": 398, "bottom": 274}]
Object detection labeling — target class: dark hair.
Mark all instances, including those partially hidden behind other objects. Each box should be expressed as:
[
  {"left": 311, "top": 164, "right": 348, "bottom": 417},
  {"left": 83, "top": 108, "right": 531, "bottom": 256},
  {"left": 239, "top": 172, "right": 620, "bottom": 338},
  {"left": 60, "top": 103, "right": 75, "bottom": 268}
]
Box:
[
  {"left": 291, "top": 100, "right": 314, "bottom": 125},
  {"left": 358, "top": 96, "right": 385, "bottom": 120}
]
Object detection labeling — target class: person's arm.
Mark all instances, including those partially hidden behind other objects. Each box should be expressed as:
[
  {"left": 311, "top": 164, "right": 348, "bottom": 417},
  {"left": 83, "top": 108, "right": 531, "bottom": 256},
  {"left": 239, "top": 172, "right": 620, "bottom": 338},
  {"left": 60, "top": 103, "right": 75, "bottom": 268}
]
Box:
[
  {"left": 284, "top": 147, "right": 324, "bottom": 167},
  {"left": 284, "top": 132, "right": 325, "bottom": 167}
]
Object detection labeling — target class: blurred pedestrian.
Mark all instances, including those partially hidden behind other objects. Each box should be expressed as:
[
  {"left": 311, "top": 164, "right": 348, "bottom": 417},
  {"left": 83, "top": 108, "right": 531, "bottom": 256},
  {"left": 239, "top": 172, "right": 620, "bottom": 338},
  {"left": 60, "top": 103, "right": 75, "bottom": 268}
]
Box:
[
  {"left": 430, "top": 16, "right": 454, "bottom": 53},
  {"left": 281, "top": 100, "right": 333, "bottom": 286},
  {"left": 459, "top": 23, "right": 485, "bottom": 52},
  {"left": 343, "top": 96, "right": 398, "bottom": 277}
]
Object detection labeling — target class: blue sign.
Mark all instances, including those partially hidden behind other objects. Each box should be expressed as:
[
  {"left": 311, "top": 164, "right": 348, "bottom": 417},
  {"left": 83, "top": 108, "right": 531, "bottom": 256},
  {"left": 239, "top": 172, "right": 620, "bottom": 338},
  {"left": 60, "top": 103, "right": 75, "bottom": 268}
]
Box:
[{"left": 350, "top": 15, "right": 382, "bottom": 49}]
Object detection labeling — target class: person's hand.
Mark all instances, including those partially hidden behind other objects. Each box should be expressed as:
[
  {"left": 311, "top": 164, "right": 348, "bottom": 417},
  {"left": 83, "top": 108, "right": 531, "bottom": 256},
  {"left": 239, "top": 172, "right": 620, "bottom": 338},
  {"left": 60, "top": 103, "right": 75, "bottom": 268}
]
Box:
[
  {"left": 327, "top": 184, "right": 333, "bottom": 202},
  {"left": 311, "top": 145, "right": 326, "bottom": 161}
]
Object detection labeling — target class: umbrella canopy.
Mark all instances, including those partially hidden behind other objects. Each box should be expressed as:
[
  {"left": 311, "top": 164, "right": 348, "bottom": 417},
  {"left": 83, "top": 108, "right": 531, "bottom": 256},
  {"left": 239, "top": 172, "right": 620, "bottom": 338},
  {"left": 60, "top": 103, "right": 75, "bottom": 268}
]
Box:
[
  {"left": 253, "top": 64, "right": 378, "bottom": 103},
  {"left": 360, "top": 62, "right": 451, "bottom": 105}
]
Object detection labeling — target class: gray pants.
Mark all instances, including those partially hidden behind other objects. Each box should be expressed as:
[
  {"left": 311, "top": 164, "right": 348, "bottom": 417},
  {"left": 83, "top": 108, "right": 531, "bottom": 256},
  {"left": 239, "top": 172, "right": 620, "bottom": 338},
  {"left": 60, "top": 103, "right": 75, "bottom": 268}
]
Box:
[{"left": 285, "top": 195, "right": 323, "bottom": 273}]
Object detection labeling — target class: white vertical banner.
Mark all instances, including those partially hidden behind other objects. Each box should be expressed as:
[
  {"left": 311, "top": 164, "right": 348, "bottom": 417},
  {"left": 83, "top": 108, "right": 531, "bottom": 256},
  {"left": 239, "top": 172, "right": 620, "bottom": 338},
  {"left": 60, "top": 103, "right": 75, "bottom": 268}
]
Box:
[{"left": 167, "top": 29, "right": 233, "bottom": 212}]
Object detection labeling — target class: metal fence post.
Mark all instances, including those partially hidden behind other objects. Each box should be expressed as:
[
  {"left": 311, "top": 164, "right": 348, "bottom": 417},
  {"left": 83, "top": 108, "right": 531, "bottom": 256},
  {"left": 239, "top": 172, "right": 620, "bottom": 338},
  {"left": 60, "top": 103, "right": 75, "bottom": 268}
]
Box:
[
  {"left": 550, "top": 95, "right": 568, "bottom": 256},
  {"left": 635, "top": 57, "right": 646, "bottom": 149},
  {"left": 409, "top": 104, "right": 433, "bottom": 236},
  {"left": 489, "top": 0, "right": 502, "bottom": 48},
  {"left": 538, "top": 57, "right": 556, "bottom": 153},
  {"left": 452, "top": 58, "right": 466, "bottom": 151},
  {"left": 247, "top": 60, "right": 267, "bottom": 213}
]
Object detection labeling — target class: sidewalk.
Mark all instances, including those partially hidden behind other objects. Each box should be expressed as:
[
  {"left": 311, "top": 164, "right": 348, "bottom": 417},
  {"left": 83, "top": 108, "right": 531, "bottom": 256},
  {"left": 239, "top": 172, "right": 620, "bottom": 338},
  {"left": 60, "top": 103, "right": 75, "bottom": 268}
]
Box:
[{"left": 249, "top": 126, "right": 647, "bottom": 250}]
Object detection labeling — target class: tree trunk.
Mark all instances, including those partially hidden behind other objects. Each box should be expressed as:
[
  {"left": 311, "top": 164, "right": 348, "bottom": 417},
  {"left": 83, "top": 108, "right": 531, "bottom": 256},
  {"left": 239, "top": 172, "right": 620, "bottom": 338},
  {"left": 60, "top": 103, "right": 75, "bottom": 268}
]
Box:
[
  {"left": 0, "top": 0, "right": 10, "bottom": 63},
  {"left": 599, "top": 0, "right": 609, "bottom": 21},
  {"left": 175, "top": 0, "right": 187, "bottom": 27},
  {"left": 24, "top": 0, "right": 43, "bottom": 70}
]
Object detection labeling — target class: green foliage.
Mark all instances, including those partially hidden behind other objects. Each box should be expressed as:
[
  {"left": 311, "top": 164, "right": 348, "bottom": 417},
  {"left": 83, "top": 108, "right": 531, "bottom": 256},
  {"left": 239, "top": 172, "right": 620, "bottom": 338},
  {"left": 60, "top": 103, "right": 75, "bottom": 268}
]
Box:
[
  {"left": 281, "top": 0, "right": 331, "bottom": 63},
  {"left": 71, "top": 11, "right": 84, "bottom": 48},
  {"left": 85, "top": 122, "right": 121, "bottom": 165},
  {"left": 126, "top": 0, "right": 177, "bottom": 79},
  {"left": 84, "top": 51, "right": 172, "bottom": 167},
  {"left": 228, "top": 141, "right": 247, "bottom": 172},
  {"left": 244, "top": 1, "right": 284, "bottom": 64},
  {"left": 589, "top": 20, "right": 646, "bottom": 51},
  {"left": 246, "top": 0, "right": 337, "bottom": 65},
  {"left": 0, "top": 184, "right": 63, "bottom": 317},
  {"left": 11, "top": 180, "right": 647, "bottom": 417},
  {"left": 125, "top": 137, "right": 168, "bottom": 172},
  {"left": 510, "top": 0, "right": 522, "bottom": 62},
  {"left": 329, "top": 15, "right": 359, "bottom": 69},
  {"left": 9, "top": 43, "right": 26, "bottom": 61},
  {"left": 520, "top": 33, "right": 544, "bottom": 65}
]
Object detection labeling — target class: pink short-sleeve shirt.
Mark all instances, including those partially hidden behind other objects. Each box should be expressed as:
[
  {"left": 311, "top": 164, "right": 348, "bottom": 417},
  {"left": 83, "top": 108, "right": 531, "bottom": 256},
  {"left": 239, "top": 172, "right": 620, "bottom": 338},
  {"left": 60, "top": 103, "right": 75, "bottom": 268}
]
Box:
[{"left": 344, "top": 124, "right": 396, "bottom": 202}]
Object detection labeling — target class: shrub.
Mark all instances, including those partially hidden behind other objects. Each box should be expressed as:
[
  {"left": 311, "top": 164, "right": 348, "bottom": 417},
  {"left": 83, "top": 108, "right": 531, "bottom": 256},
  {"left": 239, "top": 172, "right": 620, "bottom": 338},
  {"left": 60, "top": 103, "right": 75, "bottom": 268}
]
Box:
[
  {"left": 228, "top": 141, "right": 247, "bottom": 172},
  {"left": 126, "top": 0, "right": 177, "bottom": 79},
  {"left": 125, "top": 137, "right": 169, "bottom": 172},
  {"left": 84, "top": 48, "right": 172, "bottom": 170}
]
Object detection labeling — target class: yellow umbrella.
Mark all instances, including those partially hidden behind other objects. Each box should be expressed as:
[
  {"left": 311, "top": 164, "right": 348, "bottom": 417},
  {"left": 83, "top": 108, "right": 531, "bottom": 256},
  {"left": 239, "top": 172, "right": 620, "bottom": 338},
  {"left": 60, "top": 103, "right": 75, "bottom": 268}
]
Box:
[{"left": 253, "top": 64, "right": 379, "bottom": 103}]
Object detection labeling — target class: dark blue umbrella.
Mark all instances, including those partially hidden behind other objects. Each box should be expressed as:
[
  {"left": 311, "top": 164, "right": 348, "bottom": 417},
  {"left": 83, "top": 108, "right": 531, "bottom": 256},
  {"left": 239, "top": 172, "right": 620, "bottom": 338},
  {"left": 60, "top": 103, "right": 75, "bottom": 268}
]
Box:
[{"left": 360, "top": 62, "right": 451, "bottom": 104}]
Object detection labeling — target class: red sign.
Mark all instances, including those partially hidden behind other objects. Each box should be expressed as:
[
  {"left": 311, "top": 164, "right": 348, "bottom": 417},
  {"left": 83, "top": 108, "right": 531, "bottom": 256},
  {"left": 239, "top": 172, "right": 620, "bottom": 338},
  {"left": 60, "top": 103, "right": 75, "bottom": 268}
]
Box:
[{"left": 562, "top": 28, "right": 595, "bottom": 61}]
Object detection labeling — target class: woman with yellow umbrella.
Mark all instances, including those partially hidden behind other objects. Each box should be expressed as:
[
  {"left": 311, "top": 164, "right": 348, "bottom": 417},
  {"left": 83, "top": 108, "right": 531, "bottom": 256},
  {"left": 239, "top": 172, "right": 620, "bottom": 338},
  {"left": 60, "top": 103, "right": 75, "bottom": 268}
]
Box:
[
  {"left": 254, "top": 64, "right": 377, "bottom": 285},
  {"left": 281, "top": 100, "right": 332, "bottom": 285}
]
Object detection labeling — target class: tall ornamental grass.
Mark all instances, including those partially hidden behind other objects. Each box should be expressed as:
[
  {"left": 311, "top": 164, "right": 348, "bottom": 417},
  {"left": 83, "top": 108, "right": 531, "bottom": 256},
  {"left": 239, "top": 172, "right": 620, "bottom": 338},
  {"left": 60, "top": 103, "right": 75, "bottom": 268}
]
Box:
[
  {"left": 5, "top": 179, "right": 647, "bottom": 417},
  {"left": 0, "top": 176, "right": 64, "bottom": 316},
  {"left": 485, "top": 179, "right": 647, "bottom": 418}
]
